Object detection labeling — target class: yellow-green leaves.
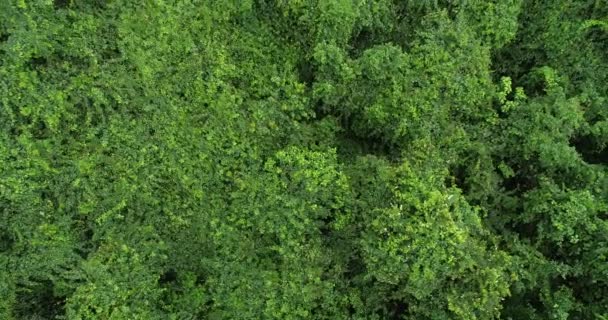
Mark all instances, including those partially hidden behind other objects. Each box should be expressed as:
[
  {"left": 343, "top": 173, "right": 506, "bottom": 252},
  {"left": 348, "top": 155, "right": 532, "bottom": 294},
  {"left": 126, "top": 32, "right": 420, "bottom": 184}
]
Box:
[{"left": 1, "top": 0, "right": 607, "bottom": 319}]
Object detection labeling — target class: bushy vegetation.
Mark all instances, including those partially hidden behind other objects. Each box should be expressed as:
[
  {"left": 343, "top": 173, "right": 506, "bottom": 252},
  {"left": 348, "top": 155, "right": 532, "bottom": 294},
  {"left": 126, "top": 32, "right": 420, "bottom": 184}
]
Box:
[{"left": 1, "top": 1, "right": 607, "bottom": 319}]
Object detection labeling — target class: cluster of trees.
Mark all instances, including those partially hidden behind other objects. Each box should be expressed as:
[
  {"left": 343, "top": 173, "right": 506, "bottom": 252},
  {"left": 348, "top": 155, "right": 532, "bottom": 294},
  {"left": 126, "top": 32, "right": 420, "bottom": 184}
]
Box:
[{"left": 1, "top": 0, "right": 607, "bottom": 318}]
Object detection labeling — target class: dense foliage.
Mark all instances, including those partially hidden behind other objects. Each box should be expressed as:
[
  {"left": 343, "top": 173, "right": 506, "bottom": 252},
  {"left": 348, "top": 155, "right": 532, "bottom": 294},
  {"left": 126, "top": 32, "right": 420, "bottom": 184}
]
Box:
[{"left": 1, "top": 1, "right": 607, "bottom": 319}]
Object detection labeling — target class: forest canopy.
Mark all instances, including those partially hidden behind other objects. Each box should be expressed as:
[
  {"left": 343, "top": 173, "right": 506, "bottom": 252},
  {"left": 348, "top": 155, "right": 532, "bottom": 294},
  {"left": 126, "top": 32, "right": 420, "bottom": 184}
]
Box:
[{"left": 1, "top": 0, "right": 607, "bottom": 319}]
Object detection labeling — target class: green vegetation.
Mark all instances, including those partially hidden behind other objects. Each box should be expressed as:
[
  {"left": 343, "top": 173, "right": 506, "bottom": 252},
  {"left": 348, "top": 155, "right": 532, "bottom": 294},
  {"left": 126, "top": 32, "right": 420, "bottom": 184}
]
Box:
[{"left": 1, "top": 1, "right": 607, "bottom": 319}]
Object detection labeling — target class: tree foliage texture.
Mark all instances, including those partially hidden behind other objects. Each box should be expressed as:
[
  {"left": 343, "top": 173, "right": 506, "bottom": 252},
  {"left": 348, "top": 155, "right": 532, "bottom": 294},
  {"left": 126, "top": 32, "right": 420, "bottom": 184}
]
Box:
[{"left": 1, "top": 0, "right": 607, "bottom": 319}]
